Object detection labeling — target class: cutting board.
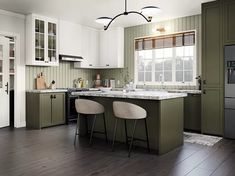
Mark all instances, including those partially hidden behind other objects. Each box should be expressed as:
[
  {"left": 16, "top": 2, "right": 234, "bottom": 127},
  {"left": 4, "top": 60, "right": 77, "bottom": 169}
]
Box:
[{"left": 36, "top": 74, "right": 47, "bottom": 90}]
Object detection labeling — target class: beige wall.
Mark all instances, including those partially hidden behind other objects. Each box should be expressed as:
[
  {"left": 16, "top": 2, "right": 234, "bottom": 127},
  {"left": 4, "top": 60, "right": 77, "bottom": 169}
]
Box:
[{"left": 100, "top": 14, "right": 201, "bottom": 89}]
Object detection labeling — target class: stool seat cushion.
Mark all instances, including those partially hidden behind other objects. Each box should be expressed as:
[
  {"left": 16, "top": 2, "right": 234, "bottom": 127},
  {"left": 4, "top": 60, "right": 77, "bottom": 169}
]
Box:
[
  {"left": 75, "top": 99, "right": 105, "bottom": 115},
  {"left": 113, "top": 101, "right": 147, "bottom": 120}
]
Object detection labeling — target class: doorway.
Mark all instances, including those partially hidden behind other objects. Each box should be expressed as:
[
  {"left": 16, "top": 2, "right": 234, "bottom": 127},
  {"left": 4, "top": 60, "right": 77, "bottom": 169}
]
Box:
[
  {"left": 0, "top": 36, "right": 10, "bottom": 128},
  {"left": 0, "top": 34, "right": 16, "bottom": 128}
]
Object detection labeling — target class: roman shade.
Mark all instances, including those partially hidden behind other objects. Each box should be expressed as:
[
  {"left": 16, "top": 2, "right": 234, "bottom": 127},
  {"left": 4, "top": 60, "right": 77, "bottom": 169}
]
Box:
[{"left": 135, "top": 31, "right": 195, "bottom": 51}]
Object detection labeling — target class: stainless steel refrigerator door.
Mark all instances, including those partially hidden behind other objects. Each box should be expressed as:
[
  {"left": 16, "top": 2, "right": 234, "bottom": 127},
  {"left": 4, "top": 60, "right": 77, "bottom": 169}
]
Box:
[
  {"left": 225, "top": 45, "right": 235, "bottom": 98},
  {"left": 225, "top": 109, "right": 235, "bottom": 139}
]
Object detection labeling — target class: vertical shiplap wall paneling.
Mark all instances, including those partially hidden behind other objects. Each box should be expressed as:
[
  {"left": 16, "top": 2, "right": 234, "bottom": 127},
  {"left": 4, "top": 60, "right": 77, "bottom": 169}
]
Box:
[
  {"left": 25, "top": 62, "right": 96, "bottom": 90},
  {"left": 100, "top": 14, "right": 201, "bottom": 89}
]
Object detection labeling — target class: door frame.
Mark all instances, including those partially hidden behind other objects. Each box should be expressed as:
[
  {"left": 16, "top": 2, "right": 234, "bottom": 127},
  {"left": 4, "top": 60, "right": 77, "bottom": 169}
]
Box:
[{"left": 0, "top": 31, "right": 25, "bottom": 128}]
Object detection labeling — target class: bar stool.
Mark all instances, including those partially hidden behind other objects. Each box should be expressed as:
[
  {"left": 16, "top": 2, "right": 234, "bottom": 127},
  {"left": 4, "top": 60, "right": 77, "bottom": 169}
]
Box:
[
  {"left": 74, "top": 99, "right": 108, "bottom": 146},
  {"left": 112, "top": 101, "right": 150, "bottom": 157}
]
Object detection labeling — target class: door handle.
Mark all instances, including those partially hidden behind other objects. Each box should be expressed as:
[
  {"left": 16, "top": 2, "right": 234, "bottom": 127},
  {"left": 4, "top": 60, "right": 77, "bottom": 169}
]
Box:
[
  {"left": 50, "top": 94, "right": 54, "bottom": 99},
  {"left": 5, "top": 82, "right": 8, "bottom": 94},
  {"left": 203, "top": 90, "right": 206, "bottom": 94},
  {"left": 53, "top": 95, "right": 56, "bottom": 99}
]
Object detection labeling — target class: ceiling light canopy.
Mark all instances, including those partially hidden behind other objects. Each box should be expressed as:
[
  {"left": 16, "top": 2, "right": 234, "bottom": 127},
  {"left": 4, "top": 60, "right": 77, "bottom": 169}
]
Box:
[{"left": 96, "top": 0, "right": 162, "bottom": 30}]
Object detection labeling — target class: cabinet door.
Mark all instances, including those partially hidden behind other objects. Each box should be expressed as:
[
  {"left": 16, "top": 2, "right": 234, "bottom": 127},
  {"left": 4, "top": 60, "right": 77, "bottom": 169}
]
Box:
[
  {"left": 99, "top": 30, "right": 109, "bottom": 67},
  {"left": 40, "top": 94, "right": 52, "bottom": 127},
  {"left": 224, "top": 0, "right": 235, "bottom": 44},
  {"left": 81, "top": 26, "right": 99, "bottom": 68},
  {"left": 184, "top": 94, "right": 201, "bottom": 131},
  {"left": 201, "top": 88, "right": 223, "bottom": 136},
  {"left": 202, "top": 2, "right": 223, "bottom": 88},
  {"left": 35, "top": 18, "right": 46, "bottom": 63},
  {"left": 59, "top": 20, "right": 82, "bottom": 57},
  {"left": 51, "top": 93, "right": 65, "bottom": 125}
]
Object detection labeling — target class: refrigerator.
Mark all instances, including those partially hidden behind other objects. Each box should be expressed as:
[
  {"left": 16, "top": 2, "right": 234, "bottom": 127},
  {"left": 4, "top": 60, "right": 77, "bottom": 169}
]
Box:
[{"left": 224, "top": 45, "right": 235, "bottom": 139}]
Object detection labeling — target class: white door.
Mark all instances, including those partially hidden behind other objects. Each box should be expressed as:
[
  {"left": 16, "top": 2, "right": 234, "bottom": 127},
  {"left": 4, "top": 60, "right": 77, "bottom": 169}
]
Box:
[{"left": 0, "top": 36, "right": 9, "bottom": 128}]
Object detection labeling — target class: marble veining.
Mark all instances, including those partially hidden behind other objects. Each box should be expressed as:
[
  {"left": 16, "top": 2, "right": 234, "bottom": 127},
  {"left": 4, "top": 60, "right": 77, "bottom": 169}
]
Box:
[{"left": 72, "top": 91, "right": 187, "bottom": 100}]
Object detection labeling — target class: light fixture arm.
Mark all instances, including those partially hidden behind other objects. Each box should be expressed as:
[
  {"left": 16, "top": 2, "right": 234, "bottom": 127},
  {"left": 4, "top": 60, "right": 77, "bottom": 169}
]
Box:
[
  {"left": 104, "top": 11, "right": 152, "bottom": 30},
  {"left": 98, "top": 0, "right": 159, "bottom": 30}
]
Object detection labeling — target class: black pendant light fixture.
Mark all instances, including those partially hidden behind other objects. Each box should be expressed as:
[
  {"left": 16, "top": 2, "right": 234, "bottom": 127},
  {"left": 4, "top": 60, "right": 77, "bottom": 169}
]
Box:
[{"left": 96, "top": 0, "right": 161, "bottom": 30}]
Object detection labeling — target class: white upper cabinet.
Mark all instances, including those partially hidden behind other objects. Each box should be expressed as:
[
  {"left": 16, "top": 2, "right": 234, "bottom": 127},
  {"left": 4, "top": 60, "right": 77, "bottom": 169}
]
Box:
[
  {"left": 59, "top": 20, "right": 82, "bottom": 57},
  {"left": 26, "top": 14, "right": 59, "bottom": 66},
  {"left": 99, "top": 27, "right": 124, "bottom": 68},
  {"left": 74, "top": 27, "right": 124, "bottom": 69},
  {"left": 79, "top": 26, "right": 99, "bottom": 68}
]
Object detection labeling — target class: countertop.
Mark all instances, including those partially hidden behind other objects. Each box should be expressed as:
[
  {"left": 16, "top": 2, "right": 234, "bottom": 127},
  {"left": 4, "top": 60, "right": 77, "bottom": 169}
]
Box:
[
  {"left": 72, "top": 90, "right": 187, "bottom": 100},
  {"left": 26, "top": 89, "right": 68, "bottom": 93}
]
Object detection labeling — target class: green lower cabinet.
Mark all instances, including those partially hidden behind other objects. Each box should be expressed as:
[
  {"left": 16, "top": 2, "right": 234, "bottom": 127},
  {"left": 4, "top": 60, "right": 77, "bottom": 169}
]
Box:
[
  {"left": 26, "top": 92, "right": 65, "bottom": 129},
  {"left": 201, "top": 88, "right": 223, "bottom": 136},
  {"left": 40, "top": 94, "right": 52, "bottom": 127},
  {"left": 184, "top": 94, "right": 201, "bottom": 132},
  {"left": 51, "top": 94, "right": 65, "bottom": 125}
]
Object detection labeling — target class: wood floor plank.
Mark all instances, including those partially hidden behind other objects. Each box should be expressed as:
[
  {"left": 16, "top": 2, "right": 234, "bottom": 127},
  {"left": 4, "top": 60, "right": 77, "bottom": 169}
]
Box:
[{"left": 0, "top": 125, "right": 235, "bottom": 176}]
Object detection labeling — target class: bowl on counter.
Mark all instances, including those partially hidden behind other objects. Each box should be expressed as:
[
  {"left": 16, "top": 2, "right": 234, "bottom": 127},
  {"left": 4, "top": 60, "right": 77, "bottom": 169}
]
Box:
[{"left": 99, "top": 87, "right": 112, "bottom": 92}]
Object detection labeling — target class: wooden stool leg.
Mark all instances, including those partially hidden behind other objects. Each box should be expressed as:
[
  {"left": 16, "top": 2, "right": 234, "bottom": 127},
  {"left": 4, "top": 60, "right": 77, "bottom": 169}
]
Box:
[
  {"left": 112, "top": 118, "right": 118, "bottom": 151},
  {"left": 145, "top": 118, "right": 150, "bottom": 153},
  {"left": 74, "top": 114, "right": 80, "bottom": 146},
  {"left": 128, "top": 120, "right": 137, "bottom": 157},
  {"left": 89, "top": 115, "right": 97, "bottom": 146},
  {"left": 103, "top": 113, "right": 108, "bottom": 143}
]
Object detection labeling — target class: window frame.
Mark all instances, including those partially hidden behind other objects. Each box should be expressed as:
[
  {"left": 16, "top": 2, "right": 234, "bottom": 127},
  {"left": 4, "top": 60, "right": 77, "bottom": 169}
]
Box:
[{"left": 134, "top": 30, "right": 197, "bottom": 86}]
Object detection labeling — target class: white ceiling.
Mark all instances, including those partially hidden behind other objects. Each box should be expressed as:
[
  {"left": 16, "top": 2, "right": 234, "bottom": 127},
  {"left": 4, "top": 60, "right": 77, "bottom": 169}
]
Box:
[{"left": 0, "top": 0, "right": 215, "bottom": 29}]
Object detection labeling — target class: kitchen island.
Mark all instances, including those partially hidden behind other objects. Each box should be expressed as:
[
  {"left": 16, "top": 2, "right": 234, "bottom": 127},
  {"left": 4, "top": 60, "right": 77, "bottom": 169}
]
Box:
[{"left": 73, "top": 90, "right": 187, "bottom": 155}]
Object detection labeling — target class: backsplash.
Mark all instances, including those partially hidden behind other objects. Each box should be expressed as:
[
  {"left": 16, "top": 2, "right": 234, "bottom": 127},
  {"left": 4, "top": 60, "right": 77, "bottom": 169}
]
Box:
[
  {"left": 100, "top": 14, "right": 201, "bottom": 90},
  {"left": 25, "top": 62, "right": 96, "bottom": 90}
]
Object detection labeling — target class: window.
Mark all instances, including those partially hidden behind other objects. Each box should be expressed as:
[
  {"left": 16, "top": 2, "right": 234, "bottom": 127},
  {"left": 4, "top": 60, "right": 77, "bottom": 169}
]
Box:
[{"left": 135, "top": 31, "right": 196, "bottom": 85}]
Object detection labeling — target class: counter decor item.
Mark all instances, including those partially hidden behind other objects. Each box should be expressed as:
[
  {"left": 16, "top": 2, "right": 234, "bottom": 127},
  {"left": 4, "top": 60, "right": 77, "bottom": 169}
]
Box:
[
  {"left": 35, "top": 72, "right": 47, "bottom": 90},
  {"left": 49, "top": 80, "right": 56, "bottom": 89},
  {"left": 73, "top": 78, "right": 84, "bottom": 88},
  {"left": 94, "top": 73, "right": 101, "bottom": 88},
  {"left": 110, "top": 79, "right": 116, "bottom": 88}
]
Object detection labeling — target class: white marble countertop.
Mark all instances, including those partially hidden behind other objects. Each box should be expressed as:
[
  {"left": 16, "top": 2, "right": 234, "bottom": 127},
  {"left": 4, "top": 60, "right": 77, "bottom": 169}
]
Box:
[
  {"left": 26, "top": 89, "right": 68, "bottom": 93},
  {"left": 72, "top": 90, "right": 187, "bottom": 100}
]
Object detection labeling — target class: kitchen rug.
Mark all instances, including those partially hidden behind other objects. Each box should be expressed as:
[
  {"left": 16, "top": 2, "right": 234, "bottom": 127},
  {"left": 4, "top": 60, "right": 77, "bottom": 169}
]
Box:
[{"left": 184, "top": 132, "right": 222, "bottom": 146}]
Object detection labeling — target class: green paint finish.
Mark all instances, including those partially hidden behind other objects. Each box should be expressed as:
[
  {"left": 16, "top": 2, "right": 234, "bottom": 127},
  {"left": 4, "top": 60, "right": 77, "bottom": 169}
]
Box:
[
  {"left": 40, "top": 94, "right": 52, "bottom": 127},
  {"left": 201, "top": 88, "right": 223, "bottom": 135},
  {"left": 26, "top": 92, "right": 65, "bottom": 129},
  {"left": 184, "top": 94, "right": 201, "bottom": 131},
  {"left": 158, "top": 98, "right": 184, "bottom": 155},
  {"left": 224, "top": 0, "right": 235, "bottom": 44},
  {"left": 201, "top": 1, "right": 223, "bottom": 136},
  {"left": 52, "top": 93, "right": 65, "bottom": 125},
  {"left": 100, "top": 15, "right": 201, "bottom": 89},
  {"left": 202, "top": 1, "right": 223, "bottom": 88},
  {"left": 78, "top": 96, "right": 184, "bottom": 155}
]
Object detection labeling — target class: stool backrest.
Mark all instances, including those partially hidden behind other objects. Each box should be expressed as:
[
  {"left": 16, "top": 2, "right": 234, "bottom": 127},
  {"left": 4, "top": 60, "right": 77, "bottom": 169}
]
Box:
[
  {"left": 75, "top": 99, "right": 104, "bottom": 115},
  {"left": 113, "top": 101, "right": 147, "bottom": 120}
]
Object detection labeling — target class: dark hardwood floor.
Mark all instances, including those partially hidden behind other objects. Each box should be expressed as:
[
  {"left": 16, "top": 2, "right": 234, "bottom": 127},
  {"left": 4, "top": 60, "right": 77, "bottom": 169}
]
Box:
[{"left": 0, "top": 125, "right": 235, "bottom": 176}]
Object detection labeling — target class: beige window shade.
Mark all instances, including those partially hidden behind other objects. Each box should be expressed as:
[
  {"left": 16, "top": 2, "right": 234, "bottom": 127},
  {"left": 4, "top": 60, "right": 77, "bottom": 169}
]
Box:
[{"left": 135, "top": 31, "right": 195, "bottom": 51}]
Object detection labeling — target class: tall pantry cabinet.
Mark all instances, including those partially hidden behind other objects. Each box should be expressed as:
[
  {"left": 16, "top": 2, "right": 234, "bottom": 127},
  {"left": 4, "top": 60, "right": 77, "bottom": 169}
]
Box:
[{"left": 202, "top": 0, "right": 235, "bottom": 136}]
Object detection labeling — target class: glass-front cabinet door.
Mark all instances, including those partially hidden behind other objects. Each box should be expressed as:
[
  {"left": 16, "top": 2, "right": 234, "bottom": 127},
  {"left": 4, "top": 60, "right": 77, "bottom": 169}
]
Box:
[
  {"left": 26, "top": 14, "right": 58, "bottom": 66},
  {"left": 35, "top": 19, "right": 45, "bottom": 62},
  {"left": 48, "top": 22, "right": 57, "bottom": 63}
]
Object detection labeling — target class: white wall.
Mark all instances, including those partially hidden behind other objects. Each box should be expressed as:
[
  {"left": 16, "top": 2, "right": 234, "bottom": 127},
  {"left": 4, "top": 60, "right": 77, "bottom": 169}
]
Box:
[{"left": 0, "top": 9, "right": 26, "bottom": 127}]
